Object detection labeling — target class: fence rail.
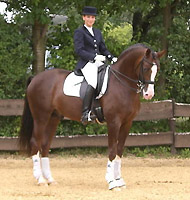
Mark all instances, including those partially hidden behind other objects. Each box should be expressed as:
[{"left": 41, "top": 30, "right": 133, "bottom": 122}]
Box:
[{"left": 0, "top": 99, "right": 190, "bottom": 151}]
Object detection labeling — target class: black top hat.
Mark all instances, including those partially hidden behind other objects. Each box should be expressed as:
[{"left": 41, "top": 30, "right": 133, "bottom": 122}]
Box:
[{"left": 82, "top": 6, "right": 98, "bottom": 16}]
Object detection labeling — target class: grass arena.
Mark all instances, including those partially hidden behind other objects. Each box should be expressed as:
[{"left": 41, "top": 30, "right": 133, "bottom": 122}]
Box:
[{"left": 0, "top": 153, "right": 190, "bottom": 200}]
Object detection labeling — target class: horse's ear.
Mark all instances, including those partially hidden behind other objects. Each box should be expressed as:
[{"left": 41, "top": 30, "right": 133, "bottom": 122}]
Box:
[
  {"left": 145, "top": 48, "right": 151, "bottom": 57},
  {"left": 156, "top": 50, "right": 167, "bottom": 58}
]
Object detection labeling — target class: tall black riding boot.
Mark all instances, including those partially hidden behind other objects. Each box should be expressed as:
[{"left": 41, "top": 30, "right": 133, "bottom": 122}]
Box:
[{"left": 81, "top": 85, "right": 95, "bottom": 125}]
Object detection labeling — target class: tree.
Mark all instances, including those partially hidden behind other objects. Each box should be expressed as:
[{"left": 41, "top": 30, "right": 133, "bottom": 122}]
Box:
[
  {"left": 165, "top": 0, "right": 190, "bottom": 103},
  {"left": 0, "top": 0, "right": 189, "bottom": 138},
  {"left": 0, "top": 14, "right": 32, "bottom": 137},
  {"left": 123, "top": 0, "right": 189, "bottom": 101},
  {"left": 2, "top": 0, "right": 66, "bottom": 74},
  {"left": 1, "top": 0, "right": 133, "bottom": 73},
  {"left": 0, "top": 15, "right": 31, "bottom": 98}
]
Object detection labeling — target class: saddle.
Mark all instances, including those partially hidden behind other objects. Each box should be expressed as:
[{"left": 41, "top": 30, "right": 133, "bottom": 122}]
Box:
[
  {"left": 63, "top": 64, "right": 110, "bottom": 123},
  {"left": 74, "top": 64, "right": 108, "bottom": 99}
]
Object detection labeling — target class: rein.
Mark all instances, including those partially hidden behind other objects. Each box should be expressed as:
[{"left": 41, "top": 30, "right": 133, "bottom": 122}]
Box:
[{"left": 110, "top": 57, "right": 156, "bottom": 93}]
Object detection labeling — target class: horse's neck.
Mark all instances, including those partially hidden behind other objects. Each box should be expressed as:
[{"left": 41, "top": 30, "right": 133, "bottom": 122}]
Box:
[{"left": 114, "top": 52, "right": 142, "bottom": 79}]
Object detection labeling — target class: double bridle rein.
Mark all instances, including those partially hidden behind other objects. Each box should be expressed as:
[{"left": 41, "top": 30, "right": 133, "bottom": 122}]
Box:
[{"left": 110, "top": 57, "right": 157, "bottom": 93}]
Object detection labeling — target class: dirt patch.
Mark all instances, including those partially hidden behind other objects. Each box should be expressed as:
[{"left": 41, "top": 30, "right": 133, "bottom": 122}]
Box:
[{"left": 0, "top": 155, "right": 190, "bottom": 200}]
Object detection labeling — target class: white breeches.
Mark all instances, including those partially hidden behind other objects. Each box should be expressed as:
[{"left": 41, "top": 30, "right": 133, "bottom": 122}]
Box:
[{"left": 81, "top": 61, "right": 104, "bottom": 89}]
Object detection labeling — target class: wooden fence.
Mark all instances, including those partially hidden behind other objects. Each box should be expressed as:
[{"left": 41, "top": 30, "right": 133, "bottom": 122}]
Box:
[{"left": 0, "top": 99, "right": 190, "bottom": 152}]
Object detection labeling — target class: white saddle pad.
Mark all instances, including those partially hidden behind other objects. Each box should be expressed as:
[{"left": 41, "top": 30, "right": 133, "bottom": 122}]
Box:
[{"left": 63, "top": 66, "right": 110, "bottom": 99}]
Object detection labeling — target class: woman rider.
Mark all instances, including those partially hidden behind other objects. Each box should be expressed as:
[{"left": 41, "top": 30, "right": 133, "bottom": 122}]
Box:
[{"left": 74, "top": 6, "right": 117, "bottom": 125}]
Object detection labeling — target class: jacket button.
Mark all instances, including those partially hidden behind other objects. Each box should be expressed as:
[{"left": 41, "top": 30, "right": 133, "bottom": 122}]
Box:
[{"left": 94, "top": 40, "right": 96, "bottom": 42}]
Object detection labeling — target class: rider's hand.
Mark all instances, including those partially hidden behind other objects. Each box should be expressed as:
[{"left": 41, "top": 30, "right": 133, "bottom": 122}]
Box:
[
  {"left": 94, "top": 55, "right": 106, "bottom": 62},
  {"left": 111, "top": 57, "right": 118, "bottom": 64}
]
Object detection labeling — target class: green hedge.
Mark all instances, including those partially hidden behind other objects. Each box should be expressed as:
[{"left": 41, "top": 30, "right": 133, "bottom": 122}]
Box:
[{"left": 1, "top": 116, "right": 189, "bottom": 137}]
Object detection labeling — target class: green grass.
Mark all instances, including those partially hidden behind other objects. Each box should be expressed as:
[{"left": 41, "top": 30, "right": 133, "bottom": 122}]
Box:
[
  {"left": 179, "top": 148, "right": 190, "bottom": 158},
  {"left": 1, "top": 146, "right": 190, "bottom": 159},
  {"left": 50, "top": 146, "right": 190, "bottom": 159},
  {"left": 123, "top": 146, "right": 172, "bottom": 158}
]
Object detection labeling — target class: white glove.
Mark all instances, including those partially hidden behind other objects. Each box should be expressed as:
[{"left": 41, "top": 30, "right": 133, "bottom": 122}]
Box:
[
  {"left": 94, "top": 55, "right": 106, "bottom": 62},
  {"left": 111, "top": 57, "right": 118, "bottom": 64},
  {"left": 94, "top": 60, "right": 104, "bottom": 67}
]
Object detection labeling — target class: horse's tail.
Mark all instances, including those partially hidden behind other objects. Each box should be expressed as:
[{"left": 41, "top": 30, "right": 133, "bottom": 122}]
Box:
[{"left": 18, "top": 76, "right": 34, "bottom": 155}]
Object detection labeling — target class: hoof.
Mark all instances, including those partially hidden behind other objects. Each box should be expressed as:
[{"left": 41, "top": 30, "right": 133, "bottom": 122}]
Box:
[
  {"left": 37, "top": 176, "right": 48, "bottom": 186},
  {"left": 119, "top": 185, "right": 126, "bottom": 189},
  {"left": 108, "top": 180, "right": 118, "bottom": 190},
  {"left": 38, "top": 182, "right": 48, "bottom": 187},
  {"left": 108, "top": 178, "right": 126, "bottom": 191},
  {"left": 111, "top": 187, "right": 121, "bottom": 192},
  {"left": 48, "top": 180, "right": 58, "bottom": 185},
  {"left": 116, "top": 178, "right": 126, "bottom": 189},
  {"left": 47, "top": 177, "right": 57, "bottom": 185}
]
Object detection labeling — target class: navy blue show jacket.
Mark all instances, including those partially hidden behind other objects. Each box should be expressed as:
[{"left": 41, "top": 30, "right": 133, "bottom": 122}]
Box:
[{"left": 74, "top": 25, "right": 113, "bottom": 70}]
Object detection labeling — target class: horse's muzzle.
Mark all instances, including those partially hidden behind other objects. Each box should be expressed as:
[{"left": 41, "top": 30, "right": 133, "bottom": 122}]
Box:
[{"left": 143, "top": 85, "right": 155, "bottom": 100}]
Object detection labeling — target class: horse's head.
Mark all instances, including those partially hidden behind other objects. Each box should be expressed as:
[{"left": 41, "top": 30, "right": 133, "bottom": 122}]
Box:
[
  {"left": 138, "top": 48, "right": 166, "bottom": 100},
  {"left": 110, "top": 44, "right": 166, "bottom": 99}
]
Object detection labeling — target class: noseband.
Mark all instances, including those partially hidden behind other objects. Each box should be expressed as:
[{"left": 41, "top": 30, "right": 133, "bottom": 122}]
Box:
[{"left": 110, "top": 57, "right": 157, "bottom": 93}]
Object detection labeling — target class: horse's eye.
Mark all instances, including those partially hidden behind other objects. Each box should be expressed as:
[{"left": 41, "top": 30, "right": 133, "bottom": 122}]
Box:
[{"left": 143, "top": 68, "right": 149, "bottom": 72}]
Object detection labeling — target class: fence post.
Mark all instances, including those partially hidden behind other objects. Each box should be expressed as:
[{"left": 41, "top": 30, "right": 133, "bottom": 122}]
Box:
[
  {"left": 170, "top": 99, "right": 176, "bottom": 154},
  {"left": 169, "top": 118, "right": 176, "bottom": 154}
]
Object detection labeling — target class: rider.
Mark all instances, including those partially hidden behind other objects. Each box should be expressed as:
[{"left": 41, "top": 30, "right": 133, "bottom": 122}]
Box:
[{"left": 74, "top": 6, "right": 117, "bottom": 125}]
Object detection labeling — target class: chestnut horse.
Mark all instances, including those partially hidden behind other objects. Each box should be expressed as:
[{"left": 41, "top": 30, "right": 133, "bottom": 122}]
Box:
[{"left": 19, "top": 43, "right": 165, "bottom": 190}]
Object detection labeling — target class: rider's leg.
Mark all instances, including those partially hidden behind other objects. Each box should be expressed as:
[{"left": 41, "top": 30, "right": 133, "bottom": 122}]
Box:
[
  {"left": 81, "top": 84, "right": 95, "bottom": 125},
  {"left": 80, "top": 61, "right": 103, "bottom": 124},
  {"left": 81, "top": 62, "right": 98, "bottom": 89}
]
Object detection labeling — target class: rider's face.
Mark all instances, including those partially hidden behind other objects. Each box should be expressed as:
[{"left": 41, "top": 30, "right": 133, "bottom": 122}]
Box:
[{"left": 83, "top": 15, "right": 96, "bottom": 27}]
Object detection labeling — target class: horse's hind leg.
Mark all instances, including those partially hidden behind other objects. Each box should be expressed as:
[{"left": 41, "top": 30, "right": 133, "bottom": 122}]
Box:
[
  {"left": 31, "top": 119, "right": 49, "bottom": 185},
  {"left": 40, "top": 114, "right": 60, "bottom": 185}
]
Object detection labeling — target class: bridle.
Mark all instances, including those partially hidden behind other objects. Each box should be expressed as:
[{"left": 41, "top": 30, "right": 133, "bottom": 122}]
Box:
[{"left": 110, "top": 56, "right": 157, "bottom": 93}]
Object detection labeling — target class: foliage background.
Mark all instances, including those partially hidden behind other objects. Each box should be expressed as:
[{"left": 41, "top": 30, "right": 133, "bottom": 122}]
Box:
[{"left": 0, "top": 0, "right": 189, "bottom": 137}]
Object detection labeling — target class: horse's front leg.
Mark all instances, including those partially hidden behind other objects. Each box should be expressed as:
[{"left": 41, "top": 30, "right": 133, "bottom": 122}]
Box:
[
  {"left": 105, "top": 121, "right": 132, "bottom": 190},
  {"left": 115, "top": 121, "right": 133, "bottom": 188},
  {"left": 113, "top": 155, "right": 126, "bottom": 188},
  {"left": 105, "top": 121, "right": 122, "bottom": 190},
  {"left": 106, "top": 155, "right": 126, "bottom": 190}
]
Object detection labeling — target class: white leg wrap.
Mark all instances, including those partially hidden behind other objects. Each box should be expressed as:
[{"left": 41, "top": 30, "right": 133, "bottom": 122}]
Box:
[
  {"left": 41, "top": 157, "right": 54, "bottom": 183},
  {"left": 105, "top": 160, "right": 118, "bottom": 190},
  {"left": 32, "top": 152, "right": 42, "bottom": 180},
  {"left": 114, "top": 156, "right": 126, "bottom": 187},
  {"left": 105, "top": 160, "right": 114, "bottom": 183},
  {"left": 115, "top": 178, "right": 126, "bottom": 188},
  {"left": 105, "top": 156, "right": 126, "bottom": 190},
  {"left": 114, "top": 156, "right": 121, "bottom": 179}
]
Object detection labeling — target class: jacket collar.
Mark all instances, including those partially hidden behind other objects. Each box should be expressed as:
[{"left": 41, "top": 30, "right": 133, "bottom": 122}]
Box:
[{"left": 83, "top": 25, "right": 95, "bottom": 38}]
